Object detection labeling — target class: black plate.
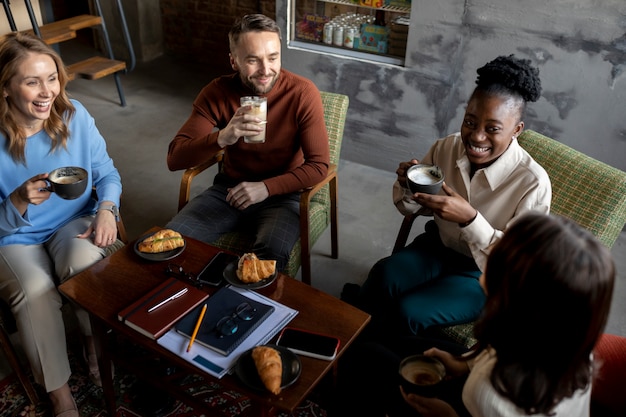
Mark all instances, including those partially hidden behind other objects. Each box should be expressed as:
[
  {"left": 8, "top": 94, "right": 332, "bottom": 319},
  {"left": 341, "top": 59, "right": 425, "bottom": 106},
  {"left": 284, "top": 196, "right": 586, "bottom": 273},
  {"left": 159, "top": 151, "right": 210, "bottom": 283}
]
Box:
[
  {"left": 134, "top": 232, "right": 186, "bottom": 261},
  {"left": 223, "top": 259, "right": 277, "bottom": 289},
  {"left": 234, "top": 344, "right": 301, "bottom": 394}
]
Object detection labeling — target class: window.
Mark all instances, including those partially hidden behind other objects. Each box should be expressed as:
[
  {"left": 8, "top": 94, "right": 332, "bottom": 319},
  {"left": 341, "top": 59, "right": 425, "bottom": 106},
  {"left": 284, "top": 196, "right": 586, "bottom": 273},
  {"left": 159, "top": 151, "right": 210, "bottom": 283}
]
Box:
[{"left": 289, "top": 0, "right": 412, "bottom": 66}]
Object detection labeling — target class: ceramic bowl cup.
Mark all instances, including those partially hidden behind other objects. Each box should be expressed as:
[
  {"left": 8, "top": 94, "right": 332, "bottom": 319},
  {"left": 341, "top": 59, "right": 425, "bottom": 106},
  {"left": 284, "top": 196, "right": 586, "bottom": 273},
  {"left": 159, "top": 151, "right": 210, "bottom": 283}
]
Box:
[
  {"left": 398, "top": 354, "right": 446, "bottom": 397},
  {"left": 406, "top": 164, "right": 444, "bottom": 195},
  {"left": 47, "top": 166, "right": 88, "bottom": 200}
]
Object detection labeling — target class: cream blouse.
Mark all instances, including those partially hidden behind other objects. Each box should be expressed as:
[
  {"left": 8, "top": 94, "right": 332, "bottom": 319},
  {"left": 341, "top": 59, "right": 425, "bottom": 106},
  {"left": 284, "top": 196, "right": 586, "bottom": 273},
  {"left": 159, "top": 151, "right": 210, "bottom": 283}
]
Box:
[
  {"left": 463, "top": 348, "right": 592, "bottom": 417},
  {"left": 393, "top": 132, "right": 551, "bottom": 271}
]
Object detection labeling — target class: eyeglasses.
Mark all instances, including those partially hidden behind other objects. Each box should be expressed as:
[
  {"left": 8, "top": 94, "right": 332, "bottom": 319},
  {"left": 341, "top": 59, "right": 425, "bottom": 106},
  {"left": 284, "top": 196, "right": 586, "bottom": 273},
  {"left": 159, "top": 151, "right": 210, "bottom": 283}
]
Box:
[{"left": 215, "top": 302, "right": 256, "bottom": 338}]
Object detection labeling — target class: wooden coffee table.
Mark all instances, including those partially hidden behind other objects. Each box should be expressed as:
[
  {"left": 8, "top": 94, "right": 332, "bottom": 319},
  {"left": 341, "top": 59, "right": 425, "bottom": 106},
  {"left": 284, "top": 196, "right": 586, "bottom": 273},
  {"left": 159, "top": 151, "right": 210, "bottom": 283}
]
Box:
[{"left": 58, "top": 228, "right": 370, "bottom": 416}]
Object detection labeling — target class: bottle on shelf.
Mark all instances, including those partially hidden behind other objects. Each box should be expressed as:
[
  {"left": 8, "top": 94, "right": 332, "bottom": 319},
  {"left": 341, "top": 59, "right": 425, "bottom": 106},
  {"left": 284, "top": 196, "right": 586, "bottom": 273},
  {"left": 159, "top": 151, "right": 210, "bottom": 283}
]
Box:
[{"left": 374, "top": 10, "right": 386, "bottom": 27}]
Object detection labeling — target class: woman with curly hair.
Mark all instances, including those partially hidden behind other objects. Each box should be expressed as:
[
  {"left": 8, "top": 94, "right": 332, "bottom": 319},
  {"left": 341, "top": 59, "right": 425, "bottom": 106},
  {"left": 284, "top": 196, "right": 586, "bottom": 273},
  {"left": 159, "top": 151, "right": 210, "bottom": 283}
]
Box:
[
  {"left": 0, "top": 32, "right": 122, "bottom": 416},
  {"left": 356, "top": 55, "right": 552, "bottom": 337}
]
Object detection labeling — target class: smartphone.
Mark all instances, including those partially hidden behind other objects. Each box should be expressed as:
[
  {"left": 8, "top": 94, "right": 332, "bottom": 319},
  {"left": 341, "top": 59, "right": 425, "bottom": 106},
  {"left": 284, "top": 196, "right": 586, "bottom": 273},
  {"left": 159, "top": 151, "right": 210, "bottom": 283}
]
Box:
[
  {"left": 197, "top": 252, "right": 238, "bottom": 286},
  {"left": 276, "top": 327, "right": 340, "bottom": 361}
]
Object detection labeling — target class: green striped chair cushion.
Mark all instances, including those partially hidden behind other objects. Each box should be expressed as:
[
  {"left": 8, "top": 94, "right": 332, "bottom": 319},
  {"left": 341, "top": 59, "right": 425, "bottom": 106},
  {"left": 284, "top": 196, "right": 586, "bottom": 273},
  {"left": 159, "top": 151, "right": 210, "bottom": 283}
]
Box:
[{"left": 518, "top": 129, "right": 626, "bottom": 248}]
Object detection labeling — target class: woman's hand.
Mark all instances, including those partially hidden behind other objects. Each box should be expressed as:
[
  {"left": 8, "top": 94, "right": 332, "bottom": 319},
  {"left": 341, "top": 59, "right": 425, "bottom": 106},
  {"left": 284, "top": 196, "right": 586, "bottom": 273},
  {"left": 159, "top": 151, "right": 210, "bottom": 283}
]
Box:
[
  {"left": 412, "top": 182, "right": 477, "bottom": 224},
  {"left": 396, "top": 159, "right": 419, "bottom": 187},
  {"left": 400, "top": 386, "right": 458, "bottom": 417},
  {"left": 423, "top": 347, "right": 470, "bottom": 378},
  {"left": 77, "top": 209, "right": 118, "bottom": 247},
  {"left": 9, "top": 173, "right": 51, "bottom": 215}
]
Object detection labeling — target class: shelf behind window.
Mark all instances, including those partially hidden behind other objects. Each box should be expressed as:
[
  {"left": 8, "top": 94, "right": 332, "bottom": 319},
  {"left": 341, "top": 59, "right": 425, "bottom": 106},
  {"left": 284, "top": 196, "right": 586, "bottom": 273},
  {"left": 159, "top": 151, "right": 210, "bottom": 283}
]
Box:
[
  {"left": 318, "top": 0, "right": 410, "bottom": 14},
  {"left": 289, "top": 0, "right": 410, "bottom": 67},
  {"left": 289, "top": 39, "right": 405, "bottom": 66}
]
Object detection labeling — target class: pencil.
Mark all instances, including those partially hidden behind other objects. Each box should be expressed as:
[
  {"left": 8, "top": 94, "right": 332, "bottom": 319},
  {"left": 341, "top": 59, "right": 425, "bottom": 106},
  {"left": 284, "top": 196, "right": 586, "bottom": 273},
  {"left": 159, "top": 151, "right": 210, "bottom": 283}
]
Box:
[{"left": 186, "top": 303, "right": 207, "bottom": 352}]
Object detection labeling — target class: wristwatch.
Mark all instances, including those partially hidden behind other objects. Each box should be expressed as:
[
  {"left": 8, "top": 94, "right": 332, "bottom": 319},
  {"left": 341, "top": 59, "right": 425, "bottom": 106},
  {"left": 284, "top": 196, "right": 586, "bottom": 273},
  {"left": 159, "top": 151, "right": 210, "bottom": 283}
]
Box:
[{"left": 97, "top": 204, "right": 120, "bottom": 222}]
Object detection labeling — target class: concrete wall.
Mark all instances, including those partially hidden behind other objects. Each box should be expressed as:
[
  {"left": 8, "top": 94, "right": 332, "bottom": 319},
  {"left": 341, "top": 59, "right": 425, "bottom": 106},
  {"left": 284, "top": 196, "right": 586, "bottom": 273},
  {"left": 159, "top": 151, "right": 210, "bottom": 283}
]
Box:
[{"left": 278, "top": 0, "right": 626, "bottom": 173}]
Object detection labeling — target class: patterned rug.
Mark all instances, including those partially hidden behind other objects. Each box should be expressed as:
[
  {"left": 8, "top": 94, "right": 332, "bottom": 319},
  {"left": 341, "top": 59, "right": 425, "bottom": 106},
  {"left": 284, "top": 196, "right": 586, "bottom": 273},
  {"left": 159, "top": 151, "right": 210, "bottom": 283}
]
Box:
[{"left": 0, "top": 343, "right": 329, "bottom": 417}]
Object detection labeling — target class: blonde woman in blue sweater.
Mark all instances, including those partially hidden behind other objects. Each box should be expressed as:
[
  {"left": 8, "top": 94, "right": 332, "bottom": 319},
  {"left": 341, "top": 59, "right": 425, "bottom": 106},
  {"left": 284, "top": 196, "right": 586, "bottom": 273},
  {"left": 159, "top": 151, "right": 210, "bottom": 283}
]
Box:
[{"left": 0, "top": 32, "right": 121, "bottom": 417}]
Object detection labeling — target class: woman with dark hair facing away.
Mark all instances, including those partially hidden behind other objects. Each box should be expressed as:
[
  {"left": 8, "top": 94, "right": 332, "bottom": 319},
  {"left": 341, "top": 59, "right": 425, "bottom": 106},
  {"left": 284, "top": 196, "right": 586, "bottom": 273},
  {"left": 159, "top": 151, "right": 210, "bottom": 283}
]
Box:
[
  {"left": 334, "top": 212, "right": 615, "bottom": 416},
  {"left": 355, "top": 55, "right": 552, "bottom": 338},
  {"left": 0, "top": 32, "right": 122, "bottom": 416}
]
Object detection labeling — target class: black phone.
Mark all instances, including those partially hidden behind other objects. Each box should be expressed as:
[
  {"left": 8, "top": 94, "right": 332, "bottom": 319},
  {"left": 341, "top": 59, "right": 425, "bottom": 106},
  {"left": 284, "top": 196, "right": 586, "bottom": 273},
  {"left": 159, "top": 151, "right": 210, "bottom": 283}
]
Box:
[
  {"left": 276, "top": 327, "right": 340, "bottom": 361},
  {"left": 197, "top": 252, "right": 238, "bottom": 286}
]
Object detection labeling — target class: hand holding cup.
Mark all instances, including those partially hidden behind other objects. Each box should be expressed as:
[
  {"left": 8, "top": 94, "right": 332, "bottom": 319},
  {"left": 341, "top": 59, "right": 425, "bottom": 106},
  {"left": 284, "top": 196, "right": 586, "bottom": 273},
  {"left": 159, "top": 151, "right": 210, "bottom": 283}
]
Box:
[
  {"left": 240, "top": 96, "right": 267, "bottom": 143},
  {"left": 406, "top": 164, "right": 444, "bottom": 195},
  {"left": 399, "top": 354, "right": 446, "bottom": 397}
]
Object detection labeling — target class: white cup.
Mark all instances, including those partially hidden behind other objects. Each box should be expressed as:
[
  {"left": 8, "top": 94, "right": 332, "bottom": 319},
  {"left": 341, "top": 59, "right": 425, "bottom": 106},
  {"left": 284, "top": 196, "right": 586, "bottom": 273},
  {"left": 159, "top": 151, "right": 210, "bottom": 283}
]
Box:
[{"left": 240, "top": 96, "right": 267, "bottom": 143}]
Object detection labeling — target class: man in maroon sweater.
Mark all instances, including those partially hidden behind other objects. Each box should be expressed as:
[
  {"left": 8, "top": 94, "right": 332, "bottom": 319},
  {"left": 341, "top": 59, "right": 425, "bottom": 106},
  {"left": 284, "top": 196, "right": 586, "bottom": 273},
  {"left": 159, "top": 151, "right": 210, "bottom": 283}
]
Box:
[{"left": 166, "top": 14, "right": 329, "bottom": 272}]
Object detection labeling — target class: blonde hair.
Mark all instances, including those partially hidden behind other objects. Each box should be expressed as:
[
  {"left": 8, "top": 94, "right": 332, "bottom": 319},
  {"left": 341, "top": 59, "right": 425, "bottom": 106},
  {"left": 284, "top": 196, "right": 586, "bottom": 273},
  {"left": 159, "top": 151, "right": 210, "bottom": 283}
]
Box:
[{"left": 0, "top": 32, "right": 75, "bottom": 163}]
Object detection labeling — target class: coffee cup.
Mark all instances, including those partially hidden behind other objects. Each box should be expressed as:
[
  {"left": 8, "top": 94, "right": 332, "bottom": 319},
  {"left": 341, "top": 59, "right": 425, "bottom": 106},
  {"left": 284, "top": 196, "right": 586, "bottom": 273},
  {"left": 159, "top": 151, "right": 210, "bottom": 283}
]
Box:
[
  {"left": 47, "top": 166, "right": 88, "bottom": 200},
  {"left": 406, "top": 164, "right": 444, "bottom": 195},
  {"left": 398, "top": 354, "right": 446, "bottom": 397},
  {"left": 240, "top": 96, "right": 267, "bottom": 143}
]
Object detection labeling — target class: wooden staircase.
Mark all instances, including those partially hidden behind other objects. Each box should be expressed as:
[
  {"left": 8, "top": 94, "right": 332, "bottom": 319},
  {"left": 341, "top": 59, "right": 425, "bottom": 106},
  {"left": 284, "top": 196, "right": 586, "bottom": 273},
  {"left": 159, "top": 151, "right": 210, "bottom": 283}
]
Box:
[
  {"left": 2, "top": 1, "right": 133, "bottom": 106},
  {"left": 24, "top": 14, "right": 127, "bottom": 83}
]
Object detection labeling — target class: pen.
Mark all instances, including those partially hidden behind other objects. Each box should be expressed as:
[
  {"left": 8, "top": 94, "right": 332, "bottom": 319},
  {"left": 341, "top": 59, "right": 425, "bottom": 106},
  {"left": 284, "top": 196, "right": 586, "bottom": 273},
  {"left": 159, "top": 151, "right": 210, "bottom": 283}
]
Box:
[
  {"left": 187, "top": 303, "right": 207, "bottom": 352},
  {"left": 147, "top": 287, "right": 188, "bottom": 312}
]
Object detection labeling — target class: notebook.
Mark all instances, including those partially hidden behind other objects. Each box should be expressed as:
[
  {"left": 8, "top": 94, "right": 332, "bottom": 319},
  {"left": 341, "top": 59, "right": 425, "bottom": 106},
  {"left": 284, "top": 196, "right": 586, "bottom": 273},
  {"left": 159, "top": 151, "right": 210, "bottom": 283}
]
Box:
[
  {"left": 118, "top": 277, "right": 209, "bottom": 340},
  {"left": 175, "top": 286, "right": 275, "bottom": 356}
]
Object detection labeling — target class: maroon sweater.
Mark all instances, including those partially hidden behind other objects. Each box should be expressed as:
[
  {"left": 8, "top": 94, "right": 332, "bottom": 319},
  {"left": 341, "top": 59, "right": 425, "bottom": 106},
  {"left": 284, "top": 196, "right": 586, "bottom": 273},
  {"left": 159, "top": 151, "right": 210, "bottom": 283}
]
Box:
[{"left": 167, "top": 69, "right": 330, "bottom": 196}]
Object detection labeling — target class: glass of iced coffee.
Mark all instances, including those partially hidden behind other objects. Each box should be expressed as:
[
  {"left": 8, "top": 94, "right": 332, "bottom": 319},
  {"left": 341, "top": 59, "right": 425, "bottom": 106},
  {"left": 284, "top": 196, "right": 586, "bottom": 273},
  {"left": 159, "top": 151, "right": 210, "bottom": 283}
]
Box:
[{"left": 240, "top": 96, "right": 267, "bottom": 143}]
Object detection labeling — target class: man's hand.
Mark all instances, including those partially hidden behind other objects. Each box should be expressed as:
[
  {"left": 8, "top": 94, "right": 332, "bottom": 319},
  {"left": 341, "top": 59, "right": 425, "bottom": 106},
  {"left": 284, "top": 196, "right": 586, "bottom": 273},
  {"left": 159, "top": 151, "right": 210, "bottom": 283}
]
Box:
[
  {"left": 217, "top": 105, "right": 266, "bottom": 147},
  {"left": 413, "top": 182, "right": 477, "bottom": 224},
  {"left": 226, "top": 181, "right": 269, "bottom": 210},
  {"left": 396, "top": 159, "right": 419, "bottom": 188}
]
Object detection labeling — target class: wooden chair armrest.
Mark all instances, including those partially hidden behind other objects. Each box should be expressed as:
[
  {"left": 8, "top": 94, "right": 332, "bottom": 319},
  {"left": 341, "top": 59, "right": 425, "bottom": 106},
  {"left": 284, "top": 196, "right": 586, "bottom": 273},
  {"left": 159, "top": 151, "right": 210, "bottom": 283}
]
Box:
[
  {"left": 178, "top": 151, "right": 224, "bottom": 211},
  {"left": 393, "top": 212, "right": 418, "bottom": 254},
  {"left": 299, "top": 164, "right": 337, "bottom": 217}
]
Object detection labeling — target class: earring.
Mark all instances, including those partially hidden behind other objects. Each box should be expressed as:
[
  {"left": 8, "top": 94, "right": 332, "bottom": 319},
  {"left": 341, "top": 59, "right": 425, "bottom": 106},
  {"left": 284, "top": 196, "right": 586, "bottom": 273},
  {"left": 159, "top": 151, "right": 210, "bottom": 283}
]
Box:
[{"left": 512, "top": 136, "right": 517, "bottom": 140}]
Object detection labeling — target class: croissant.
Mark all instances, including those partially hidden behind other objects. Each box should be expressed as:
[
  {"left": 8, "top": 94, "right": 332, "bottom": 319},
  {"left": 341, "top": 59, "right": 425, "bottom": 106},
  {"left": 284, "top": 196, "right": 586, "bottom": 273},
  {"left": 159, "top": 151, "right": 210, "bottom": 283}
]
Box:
[
  {"left": 138, "top": 229, "right": 185, "bottom": 253},
  {"left": 236, "top": 253, "right": 276, "bottom": 283},
  {"left": 252, "top": 346, "right": 282, "bottom": 395}
]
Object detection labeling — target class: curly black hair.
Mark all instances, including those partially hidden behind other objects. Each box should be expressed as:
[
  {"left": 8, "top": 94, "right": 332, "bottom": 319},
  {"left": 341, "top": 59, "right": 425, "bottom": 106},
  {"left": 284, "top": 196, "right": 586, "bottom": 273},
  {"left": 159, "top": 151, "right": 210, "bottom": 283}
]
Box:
[{"left": 475, "top": 55, "right": 541, "bottom": 103}]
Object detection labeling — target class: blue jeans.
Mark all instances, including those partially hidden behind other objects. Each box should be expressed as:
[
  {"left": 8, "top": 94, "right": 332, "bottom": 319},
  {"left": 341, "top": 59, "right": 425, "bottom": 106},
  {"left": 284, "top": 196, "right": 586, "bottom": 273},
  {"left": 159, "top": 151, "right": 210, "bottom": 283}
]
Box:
[
  {"left": 358, "top": 221, "right": 484, "bottom": 336},
  {"left": 166, "top": 174, "right": 301, "bottom": 271}
]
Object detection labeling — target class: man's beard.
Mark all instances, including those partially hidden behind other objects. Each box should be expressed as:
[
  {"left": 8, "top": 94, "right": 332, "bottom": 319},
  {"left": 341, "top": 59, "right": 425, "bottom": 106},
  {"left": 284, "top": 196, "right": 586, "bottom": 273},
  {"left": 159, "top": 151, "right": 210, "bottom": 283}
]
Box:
[{"left": 241, "top": 72, "right": 279, "bottom": 94}]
